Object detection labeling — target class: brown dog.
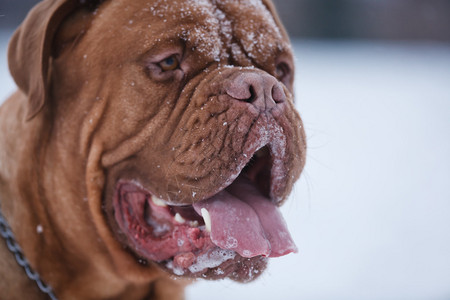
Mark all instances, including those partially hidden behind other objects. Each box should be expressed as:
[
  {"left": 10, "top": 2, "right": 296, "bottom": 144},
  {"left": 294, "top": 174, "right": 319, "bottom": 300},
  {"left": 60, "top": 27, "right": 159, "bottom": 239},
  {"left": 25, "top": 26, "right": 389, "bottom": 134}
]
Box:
[{"left": 0, "top": 0, "right": 306, "bottom": 299}]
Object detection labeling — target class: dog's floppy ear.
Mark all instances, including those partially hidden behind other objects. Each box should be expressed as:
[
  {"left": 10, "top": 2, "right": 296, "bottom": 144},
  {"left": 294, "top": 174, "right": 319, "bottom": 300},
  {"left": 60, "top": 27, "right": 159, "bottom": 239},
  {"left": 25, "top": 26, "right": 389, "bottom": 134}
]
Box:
[{"left": 7, "top": 0, "right": 80, "bottom": 120}]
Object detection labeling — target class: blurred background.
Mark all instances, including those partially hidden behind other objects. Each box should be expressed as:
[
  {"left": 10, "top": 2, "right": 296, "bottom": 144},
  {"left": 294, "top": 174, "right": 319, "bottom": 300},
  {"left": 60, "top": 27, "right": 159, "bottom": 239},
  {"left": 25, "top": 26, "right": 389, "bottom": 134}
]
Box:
[
  {"left": 1, "top": 0, "right": 450, "bottom": 41},
  {"left": 1, "top": 1, "right": 450, "bottom": 300}
]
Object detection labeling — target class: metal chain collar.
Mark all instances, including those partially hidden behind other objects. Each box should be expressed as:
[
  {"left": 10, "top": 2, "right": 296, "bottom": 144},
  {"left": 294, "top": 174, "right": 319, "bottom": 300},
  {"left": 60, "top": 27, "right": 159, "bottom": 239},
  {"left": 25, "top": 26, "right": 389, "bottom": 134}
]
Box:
[{"left": 0, "top": 208, "right": 58, "bottom": 300}]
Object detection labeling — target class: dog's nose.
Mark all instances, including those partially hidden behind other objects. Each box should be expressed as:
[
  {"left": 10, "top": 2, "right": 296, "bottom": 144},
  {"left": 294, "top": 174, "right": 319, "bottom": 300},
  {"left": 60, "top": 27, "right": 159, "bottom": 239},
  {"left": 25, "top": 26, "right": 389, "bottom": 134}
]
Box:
[{"left": 225, "top": 73, "right": 286, "bottom": 111}]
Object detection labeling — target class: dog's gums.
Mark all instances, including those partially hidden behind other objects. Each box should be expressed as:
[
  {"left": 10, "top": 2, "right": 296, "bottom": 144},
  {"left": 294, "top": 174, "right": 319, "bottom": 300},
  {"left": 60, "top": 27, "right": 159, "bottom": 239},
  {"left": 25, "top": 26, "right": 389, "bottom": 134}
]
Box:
[{"left": 113, "top": 146, "right": 297, "bottom": 281}]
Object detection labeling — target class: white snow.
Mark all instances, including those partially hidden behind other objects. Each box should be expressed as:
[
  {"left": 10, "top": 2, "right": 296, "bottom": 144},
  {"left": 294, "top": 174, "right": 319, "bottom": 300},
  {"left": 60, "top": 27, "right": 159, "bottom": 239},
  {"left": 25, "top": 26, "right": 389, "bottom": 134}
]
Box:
[
  {"left": 144, "top": 0, "right": 284, "bottom": 64},
  {"left": 2, "top": 28, "right": 450, "bottom": 300}
]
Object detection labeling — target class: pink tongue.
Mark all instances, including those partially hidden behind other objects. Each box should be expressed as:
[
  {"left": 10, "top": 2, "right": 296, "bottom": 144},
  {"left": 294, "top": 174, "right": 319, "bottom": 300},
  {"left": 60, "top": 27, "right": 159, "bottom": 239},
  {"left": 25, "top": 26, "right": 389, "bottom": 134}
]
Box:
[{"left": 193, "top": 176, "right": 297, "bottom": 258}]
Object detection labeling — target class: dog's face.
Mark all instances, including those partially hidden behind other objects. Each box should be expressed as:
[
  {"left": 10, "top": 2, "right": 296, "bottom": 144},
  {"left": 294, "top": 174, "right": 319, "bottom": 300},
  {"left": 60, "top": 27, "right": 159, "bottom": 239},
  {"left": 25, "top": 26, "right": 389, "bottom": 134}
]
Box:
[{"left": 10, "top": 0, "right": 306, "bottom": 284}]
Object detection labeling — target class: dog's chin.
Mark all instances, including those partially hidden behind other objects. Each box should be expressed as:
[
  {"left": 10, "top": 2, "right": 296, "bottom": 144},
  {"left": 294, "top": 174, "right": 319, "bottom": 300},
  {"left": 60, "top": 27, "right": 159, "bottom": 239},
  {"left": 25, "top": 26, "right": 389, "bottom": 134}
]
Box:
[{"left": 111, "top": 145, "right": 296, "bottom": 282}]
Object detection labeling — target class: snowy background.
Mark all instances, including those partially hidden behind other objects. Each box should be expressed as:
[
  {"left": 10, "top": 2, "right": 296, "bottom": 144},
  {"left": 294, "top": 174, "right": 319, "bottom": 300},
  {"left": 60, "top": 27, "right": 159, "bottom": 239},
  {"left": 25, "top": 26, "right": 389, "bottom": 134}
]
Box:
[{"left": 1, "top": 29, "right": 450, "bottom": 300}]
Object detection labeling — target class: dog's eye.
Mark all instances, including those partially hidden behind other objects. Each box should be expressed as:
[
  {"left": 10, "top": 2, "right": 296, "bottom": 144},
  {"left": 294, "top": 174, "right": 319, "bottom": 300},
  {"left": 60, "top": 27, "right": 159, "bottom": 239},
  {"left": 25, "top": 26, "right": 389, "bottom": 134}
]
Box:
[
  {"left": 275, "top": 62, "right": 291, "bottom": 84},
  {"left": 159, "top": 55, "right": 180, "bottom": 72}
]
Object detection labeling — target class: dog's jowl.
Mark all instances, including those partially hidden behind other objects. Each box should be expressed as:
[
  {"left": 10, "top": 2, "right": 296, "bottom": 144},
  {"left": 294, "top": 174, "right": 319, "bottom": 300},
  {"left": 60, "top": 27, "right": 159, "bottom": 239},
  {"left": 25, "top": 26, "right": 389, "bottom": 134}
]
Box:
[{"left": 0, "top": 0, "right": 306, "bottom": 299}]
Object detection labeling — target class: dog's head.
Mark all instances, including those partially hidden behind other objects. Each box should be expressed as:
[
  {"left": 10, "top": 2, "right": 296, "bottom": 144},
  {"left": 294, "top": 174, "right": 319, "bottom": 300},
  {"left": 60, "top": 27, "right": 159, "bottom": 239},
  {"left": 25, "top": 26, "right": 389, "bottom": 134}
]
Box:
[{"left": 9, "top": 0, "right": 306, "bottom": 283}]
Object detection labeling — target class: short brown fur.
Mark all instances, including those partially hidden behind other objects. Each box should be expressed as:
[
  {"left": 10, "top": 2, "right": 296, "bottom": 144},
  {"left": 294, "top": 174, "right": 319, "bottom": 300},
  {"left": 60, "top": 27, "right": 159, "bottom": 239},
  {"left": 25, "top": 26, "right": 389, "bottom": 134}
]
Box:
[{"left": 0, "top": 0, "right": 306, "bottom": 299}]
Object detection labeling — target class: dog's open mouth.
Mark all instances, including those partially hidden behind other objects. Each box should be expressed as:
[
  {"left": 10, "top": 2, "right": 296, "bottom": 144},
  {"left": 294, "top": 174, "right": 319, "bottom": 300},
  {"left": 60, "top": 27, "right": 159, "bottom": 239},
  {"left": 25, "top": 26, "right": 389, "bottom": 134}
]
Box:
[{"left": 113, "top": 146, "right": 297, "bottom": 280}]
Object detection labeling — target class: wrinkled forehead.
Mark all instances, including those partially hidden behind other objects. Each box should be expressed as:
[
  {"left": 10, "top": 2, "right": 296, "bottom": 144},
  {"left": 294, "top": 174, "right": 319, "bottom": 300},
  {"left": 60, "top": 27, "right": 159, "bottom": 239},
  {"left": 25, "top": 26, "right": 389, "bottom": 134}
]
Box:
[{"left": 110, "top": 0, "right": 291, "bottom": 63}]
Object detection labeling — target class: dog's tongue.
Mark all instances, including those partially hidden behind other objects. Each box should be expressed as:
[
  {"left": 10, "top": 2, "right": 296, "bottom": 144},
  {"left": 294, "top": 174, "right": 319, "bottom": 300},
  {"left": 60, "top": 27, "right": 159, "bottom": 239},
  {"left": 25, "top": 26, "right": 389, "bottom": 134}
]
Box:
[{"left": 193, "top": 176, "right": 297, "bottom": 258}]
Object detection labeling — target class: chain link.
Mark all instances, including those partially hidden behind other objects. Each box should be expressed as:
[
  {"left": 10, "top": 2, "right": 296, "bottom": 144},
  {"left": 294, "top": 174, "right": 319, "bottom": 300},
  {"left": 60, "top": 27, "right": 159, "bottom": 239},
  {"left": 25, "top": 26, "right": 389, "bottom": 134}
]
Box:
[{"left": 0, "top": 209, "right": 58, "bottom": 300}]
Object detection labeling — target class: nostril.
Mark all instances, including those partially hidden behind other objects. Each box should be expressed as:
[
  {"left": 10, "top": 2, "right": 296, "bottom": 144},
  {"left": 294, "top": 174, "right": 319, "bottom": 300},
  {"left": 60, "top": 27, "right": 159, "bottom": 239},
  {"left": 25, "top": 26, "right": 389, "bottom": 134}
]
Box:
[
  {"left": 272, "top": 83, "right": 286, "bottom": 104},
  {"left": 225, "top": 72, "right": 285, "bottom": 111},
  {"left": 247, "top": 85, "right": 256, "bottom": 103}
]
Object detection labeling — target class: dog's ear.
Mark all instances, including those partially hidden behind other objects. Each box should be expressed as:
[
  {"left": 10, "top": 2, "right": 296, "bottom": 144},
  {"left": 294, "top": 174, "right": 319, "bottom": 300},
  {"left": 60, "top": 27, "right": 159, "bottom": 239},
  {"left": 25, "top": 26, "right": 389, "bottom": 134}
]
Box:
[
  {"left": 7, "top": 0, "right": 98, "bottom": 120},
  {"left": 52, "top": 3, "right": 99, "bottom": 59}
]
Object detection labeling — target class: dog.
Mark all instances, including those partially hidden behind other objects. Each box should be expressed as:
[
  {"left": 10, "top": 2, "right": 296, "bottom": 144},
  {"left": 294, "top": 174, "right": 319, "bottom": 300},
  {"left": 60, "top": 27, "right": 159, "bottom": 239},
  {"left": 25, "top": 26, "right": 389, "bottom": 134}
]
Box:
[{"left": 0, "top": 0, "right": 306, "bottom": 299}]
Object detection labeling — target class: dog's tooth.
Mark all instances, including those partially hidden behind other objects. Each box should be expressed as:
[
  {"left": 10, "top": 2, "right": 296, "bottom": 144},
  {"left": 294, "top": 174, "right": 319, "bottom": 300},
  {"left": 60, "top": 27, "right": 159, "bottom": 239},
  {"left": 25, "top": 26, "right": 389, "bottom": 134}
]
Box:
[
  {"left": 151, "top": 195, "right": 167, "bottom": 207},
  {"left": 174, "top": 213, "right": 186, "bottom": 224},
  {"left": 189, "top": 221, "right": 199, "bottom": 228},
  {"left": 201, "top": 208, "right": 212, "bottom": 232}
]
